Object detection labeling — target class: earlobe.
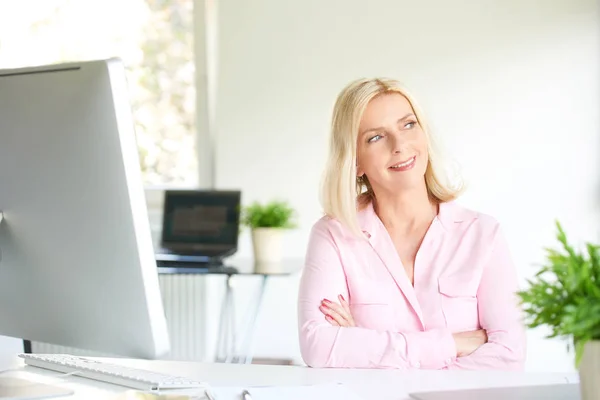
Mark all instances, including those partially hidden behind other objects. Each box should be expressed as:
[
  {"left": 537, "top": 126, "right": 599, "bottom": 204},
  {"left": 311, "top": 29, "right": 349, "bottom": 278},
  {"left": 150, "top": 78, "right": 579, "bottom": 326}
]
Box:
[{"left": 356, "top": 164, "right": 363, "bottom": 177}]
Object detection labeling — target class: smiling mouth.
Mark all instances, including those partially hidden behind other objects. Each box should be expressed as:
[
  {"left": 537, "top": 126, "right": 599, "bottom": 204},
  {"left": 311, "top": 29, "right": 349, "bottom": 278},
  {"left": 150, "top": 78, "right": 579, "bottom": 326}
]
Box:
[{"left": 389, "top": 156, "right": 416, "bottom": 170}]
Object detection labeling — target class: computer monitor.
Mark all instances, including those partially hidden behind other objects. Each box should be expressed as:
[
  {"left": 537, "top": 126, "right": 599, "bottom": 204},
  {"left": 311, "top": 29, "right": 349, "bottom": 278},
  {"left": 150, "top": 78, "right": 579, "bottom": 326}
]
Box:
[
  {"left": 158, "top": 190, "right": 241, "bottom": 259},
  {"left": 0, "top": 58, "right": 170, "bottom": 359}
]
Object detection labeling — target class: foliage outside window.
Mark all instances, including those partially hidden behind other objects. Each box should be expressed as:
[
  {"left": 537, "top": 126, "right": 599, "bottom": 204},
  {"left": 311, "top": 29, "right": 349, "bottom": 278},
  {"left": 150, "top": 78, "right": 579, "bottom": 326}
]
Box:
[{"left": 0, "top": 0, "right": 198, "bottom": 186}]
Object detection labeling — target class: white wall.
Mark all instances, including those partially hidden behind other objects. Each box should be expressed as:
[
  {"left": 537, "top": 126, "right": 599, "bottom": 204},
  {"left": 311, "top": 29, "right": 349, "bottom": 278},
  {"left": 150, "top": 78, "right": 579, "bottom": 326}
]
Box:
[{"left": 212, "top": 0, "right": 600, "bottom": 372}]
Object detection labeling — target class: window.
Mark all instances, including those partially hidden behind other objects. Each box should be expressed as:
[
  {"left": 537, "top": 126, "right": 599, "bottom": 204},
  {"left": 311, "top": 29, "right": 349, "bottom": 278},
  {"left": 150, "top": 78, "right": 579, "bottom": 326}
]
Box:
[{"left": 0, "top": 0, "right": 198, "bottom": 186}]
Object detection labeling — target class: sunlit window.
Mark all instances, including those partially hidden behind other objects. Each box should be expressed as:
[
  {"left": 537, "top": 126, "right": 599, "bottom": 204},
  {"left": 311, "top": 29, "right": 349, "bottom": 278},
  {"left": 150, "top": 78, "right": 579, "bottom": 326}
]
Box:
[{"left": 0, "top": 0, "right": 198, "bottom": 186}]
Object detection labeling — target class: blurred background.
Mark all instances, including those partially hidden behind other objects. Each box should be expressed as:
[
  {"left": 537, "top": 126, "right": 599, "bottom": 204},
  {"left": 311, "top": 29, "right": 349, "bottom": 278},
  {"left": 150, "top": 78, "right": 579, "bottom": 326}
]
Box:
[{"left": 0, "top": 0, "right": 598, "bottom": 373}]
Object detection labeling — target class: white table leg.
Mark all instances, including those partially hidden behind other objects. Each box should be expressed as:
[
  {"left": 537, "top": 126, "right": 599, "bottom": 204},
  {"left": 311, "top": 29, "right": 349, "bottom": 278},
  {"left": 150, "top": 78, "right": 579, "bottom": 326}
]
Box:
[
  {"left": 239, "top": 275, "right": 268, "bottom": 364},
  {"left": 216, "top": 275, "right": 269, "bottom": 364},
  {"left": 215, "top": 275, "right": 234, "bottom": 362}
]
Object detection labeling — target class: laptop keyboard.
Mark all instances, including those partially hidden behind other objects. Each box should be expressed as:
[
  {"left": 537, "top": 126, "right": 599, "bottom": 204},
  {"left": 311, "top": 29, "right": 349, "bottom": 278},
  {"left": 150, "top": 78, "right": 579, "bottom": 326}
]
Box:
[{"left": 159, "top": 249, "right": 224, "bottom": 257}]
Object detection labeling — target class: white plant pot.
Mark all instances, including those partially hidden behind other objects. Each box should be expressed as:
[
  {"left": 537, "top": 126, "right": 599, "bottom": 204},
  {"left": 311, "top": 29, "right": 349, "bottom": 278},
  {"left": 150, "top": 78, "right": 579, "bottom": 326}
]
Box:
[
  {"left": 251, "top": 228, "right": 284, "bottom": 271},
  {"left": 579, "top": 340, "right": 600, "bottom": 400}
]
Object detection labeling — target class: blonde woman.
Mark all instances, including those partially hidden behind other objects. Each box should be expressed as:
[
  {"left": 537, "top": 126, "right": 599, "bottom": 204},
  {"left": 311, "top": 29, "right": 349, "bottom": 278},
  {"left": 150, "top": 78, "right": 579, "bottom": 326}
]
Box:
[{"left": 297, "top": 78, "right": 526, "bottom": 370}]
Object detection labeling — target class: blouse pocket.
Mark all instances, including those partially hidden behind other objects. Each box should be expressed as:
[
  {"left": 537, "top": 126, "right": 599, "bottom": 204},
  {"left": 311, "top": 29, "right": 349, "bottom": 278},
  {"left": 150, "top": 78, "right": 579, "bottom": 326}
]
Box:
[
  {"left": 438, "top": 274, "right": 480, "bottom": 331},
  {"left": 349, "top": 303, "right": 394, "bottom": 332}
]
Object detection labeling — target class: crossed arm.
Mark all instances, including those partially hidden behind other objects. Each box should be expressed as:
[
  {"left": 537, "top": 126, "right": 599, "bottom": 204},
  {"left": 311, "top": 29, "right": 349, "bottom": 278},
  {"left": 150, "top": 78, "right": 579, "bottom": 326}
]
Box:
[{"left": 297, "top": 222, "right": 526, "bottom": 370}]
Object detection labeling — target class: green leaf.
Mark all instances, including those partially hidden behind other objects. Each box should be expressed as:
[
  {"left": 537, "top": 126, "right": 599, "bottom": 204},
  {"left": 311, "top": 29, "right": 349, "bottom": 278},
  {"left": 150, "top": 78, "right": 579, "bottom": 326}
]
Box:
[
  {"left": 519, "top": 220, "right": 600, "bottom": 367},
  {"left": 574, "top": 337, "right": 591, "bottom": 368},
  {"left": 240, "top": 200, "right": 297, "bottom": 229}
]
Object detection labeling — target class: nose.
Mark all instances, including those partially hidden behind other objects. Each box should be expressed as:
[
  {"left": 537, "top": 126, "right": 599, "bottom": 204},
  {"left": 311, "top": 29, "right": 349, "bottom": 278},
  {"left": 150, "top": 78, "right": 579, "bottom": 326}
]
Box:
[{"left": 390, "top": 131, "right": 406, "bottom": 154}]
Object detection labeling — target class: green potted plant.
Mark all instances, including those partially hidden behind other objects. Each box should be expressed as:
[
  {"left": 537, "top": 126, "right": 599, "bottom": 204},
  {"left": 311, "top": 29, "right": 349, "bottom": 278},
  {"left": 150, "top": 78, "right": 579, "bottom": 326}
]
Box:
[
  {"left": 241, "top": 200, "right": 297, "bottom": 271},
  {"left": 517, "top": 221, "right": 600, "bottom": 399}
]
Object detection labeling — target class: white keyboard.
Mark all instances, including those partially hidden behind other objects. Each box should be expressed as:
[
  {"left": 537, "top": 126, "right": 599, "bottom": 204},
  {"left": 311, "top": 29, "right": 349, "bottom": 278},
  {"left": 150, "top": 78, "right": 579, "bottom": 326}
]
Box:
[{"left": 19, "top": 353, "right": 208, "bottom": 391}]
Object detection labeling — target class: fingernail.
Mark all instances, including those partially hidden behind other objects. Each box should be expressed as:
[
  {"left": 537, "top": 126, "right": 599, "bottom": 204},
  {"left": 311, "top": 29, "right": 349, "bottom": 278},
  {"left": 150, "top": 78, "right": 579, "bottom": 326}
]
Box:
[
  {"left": 340, "top": 294, "right": 345, "bottom": 302},
  {"left": 322, "top": 299, "right": 331, "bottom": 304},
  {"left": 325, "top": 314, "right": 332, "bottom": 320}
]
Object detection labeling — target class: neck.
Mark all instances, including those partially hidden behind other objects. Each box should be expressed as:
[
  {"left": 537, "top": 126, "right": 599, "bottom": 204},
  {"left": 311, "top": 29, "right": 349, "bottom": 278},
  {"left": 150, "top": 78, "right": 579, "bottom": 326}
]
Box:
[{"left": 372, "top": 183, "right": 436, "bottom": 234}]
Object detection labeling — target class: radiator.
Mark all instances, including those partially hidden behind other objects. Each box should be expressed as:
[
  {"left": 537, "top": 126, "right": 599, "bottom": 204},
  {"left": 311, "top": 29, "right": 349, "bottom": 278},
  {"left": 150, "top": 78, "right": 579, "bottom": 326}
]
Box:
[{"left": 32, "top": 274, "right": 208, "bottom": 361}]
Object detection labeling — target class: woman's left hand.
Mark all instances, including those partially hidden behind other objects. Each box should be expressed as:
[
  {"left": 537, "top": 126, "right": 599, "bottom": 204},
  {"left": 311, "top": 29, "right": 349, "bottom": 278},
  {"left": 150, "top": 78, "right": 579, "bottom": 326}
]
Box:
[{"left": 319, "top": 294, "right": 355, "bottom": 327}]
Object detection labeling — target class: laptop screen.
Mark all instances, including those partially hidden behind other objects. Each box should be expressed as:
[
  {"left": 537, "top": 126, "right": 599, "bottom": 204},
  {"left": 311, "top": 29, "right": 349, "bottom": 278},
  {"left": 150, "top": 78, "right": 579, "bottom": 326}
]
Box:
[{"left": 161, "top": 190, "right": 241, "bottom": 249}]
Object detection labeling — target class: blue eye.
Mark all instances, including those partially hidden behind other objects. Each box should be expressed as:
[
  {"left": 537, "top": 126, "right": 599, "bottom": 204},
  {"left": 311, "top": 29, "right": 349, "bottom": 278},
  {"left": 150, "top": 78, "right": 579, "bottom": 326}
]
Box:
[
  {"left": 368, "top": 134, "right": 383, "bottom": 143},
  {"left": 404, "top": 121, "right": 417, "bottom": 129}
]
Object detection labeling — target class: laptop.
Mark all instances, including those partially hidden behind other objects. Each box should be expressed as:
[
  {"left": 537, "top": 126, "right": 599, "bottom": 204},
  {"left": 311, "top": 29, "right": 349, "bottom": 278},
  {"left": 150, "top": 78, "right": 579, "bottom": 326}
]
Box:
[
  {"left": 409, "top": 383, "right": 580, "bottom": 400},
  {"left": 155, "top": 190, "right": 241, "bottom": 267}
]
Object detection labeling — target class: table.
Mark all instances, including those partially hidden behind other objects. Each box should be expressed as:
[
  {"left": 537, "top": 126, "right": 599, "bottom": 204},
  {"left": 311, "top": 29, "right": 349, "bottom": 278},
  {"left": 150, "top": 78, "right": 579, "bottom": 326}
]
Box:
[
  {"left": 0, "top": 355, "right": 580, "bottom": 400},
  {"left": 157, "top": 258, "right": 303, "bottom": 364}
]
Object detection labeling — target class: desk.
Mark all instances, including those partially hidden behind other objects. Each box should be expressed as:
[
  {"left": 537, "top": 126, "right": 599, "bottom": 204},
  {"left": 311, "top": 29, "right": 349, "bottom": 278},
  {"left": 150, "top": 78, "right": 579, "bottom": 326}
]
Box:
[
  {"left": 0, "top": 355, "right": 579, "bottom": 400},
  {"left": 158, "top": 258, "right": 303, "bottom": 364}
]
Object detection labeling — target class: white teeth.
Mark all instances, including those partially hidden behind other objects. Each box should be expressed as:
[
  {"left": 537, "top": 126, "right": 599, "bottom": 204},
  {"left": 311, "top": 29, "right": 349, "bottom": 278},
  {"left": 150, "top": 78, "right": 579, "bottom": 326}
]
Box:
[{"left": 391, "top": 157, "right": 415, "bottom": 168}]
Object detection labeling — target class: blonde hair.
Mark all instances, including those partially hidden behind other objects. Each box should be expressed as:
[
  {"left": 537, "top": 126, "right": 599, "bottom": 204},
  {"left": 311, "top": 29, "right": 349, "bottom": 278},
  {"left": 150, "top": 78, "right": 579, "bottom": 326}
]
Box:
[{"left": 320, "top": 77, "right": 464, "bottom": 238}]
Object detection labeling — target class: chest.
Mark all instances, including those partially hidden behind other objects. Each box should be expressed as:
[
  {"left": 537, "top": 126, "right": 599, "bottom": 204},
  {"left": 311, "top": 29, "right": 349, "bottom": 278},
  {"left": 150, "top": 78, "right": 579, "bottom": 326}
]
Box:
[
  {"left": 389, "top": 234, "right": 423, "bottom": 281},
  {"left": 388, "top": 220, "right": 433, "bottom": 284}
]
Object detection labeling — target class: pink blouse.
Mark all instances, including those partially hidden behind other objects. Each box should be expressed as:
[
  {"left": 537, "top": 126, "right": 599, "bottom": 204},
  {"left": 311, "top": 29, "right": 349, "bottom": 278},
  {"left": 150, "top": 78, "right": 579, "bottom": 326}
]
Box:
[{"left": 297, "top": 201, "right": 526, "bottom": 370}]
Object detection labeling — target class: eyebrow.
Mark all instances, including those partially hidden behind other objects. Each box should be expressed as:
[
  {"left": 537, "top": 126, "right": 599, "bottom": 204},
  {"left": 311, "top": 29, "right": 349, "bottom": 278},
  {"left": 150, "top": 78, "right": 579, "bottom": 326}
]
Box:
[{"left": 360, "top": 113, "right": 415, "bottom": 136}]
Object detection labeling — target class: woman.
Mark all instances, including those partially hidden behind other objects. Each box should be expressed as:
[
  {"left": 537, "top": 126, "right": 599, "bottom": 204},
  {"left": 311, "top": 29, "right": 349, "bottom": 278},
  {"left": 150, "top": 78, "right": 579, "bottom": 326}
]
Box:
[{"left": 297, "top": 78, "right": 526, "bottom": 370}]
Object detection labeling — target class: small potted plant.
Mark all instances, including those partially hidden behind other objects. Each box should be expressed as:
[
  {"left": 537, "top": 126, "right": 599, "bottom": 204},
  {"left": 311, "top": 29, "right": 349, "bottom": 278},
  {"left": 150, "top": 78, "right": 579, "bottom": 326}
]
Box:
[
  {"left": 241, "top": 200, "right": 297, "bottom": 272},
  {"left": 517, "top": 221, "right": 600, "bottom": 399}
]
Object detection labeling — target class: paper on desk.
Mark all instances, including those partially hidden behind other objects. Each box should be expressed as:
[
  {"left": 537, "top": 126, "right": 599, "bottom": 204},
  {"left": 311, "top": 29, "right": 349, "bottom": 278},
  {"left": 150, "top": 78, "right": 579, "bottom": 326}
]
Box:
[
  {"left": 111, "top": 390, "right": 199, "bottom": 400},
  {"left": 208, "top": 383, "right": 365, "bottom": 400}
]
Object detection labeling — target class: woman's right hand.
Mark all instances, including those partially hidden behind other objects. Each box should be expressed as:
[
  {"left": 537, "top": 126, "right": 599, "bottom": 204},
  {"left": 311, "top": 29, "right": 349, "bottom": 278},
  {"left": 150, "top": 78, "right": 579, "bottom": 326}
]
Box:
[{"left": 453, "top": 329, "right": 488, "bottom": 357}]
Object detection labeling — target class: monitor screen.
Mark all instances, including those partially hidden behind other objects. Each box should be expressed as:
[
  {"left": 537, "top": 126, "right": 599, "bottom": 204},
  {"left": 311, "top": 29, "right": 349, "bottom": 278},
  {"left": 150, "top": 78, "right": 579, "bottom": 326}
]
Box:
[{"left": 161, "top": 190, "right": 241, "bottom": 247}]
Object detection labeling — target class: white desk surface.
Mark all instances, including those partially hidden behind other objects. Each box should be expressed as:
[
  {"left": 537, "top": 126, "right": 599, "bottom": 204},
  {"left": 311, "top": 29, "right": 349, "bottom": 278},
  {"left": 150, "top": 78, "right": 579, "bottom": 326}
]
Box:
[{"left": 0, "top": 355, "right": 579, "bottom": 400}]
